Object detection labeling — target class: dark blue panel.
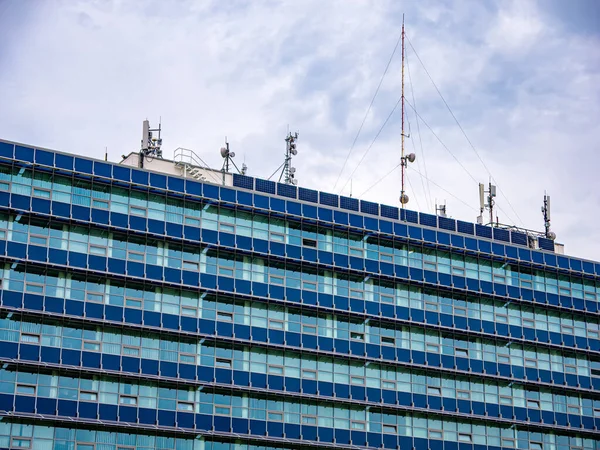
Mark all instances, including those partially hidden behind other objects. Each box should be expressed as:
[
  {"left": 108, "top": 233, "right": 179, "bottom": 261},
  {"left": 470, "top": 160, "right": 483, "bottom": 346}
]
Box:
[
  {"left": 276, "top": 183, "right": 297, "bottom": 199},
  {"left": 287, "top": 200, "right": 301, "bottom": 215},
  {"left": 57, "top": 399, "right": 77, "bottom": 418},
  {"left": 158, "top": 410, "right": 176, "bottom": 427},
  {"left": 403, "top": 209, "right": 419, "bottom": 223},
  {"left": 0, "top": 141, "right": 14, "bottom": 158},
  {"left": 340, "top": 196, "right": 359, "bottom": 212},
  {"left": 99, "top": 403, "right": 118, "bottom": 421},
  {"left": 475, "top": 224, "right": 492, "bottom": 239},
  {"left": 511, "top": 231, "right": 528, "bottom": 246},
  {"left": 419, "top": 212, "right": 437, "bottom": 227},
  {"left": 493, "top": 227, "right": 510, "bottom": 242},
  {"left": 37, "top": 397, "right": 57, "bottom": 415},
  {"left": 150, "top": 173, "right": 167, "bottom": 190},
  {"left": 10, "top": 193, "right": 30, "bottom": 211},
  {"left": 0, "top": 342, "right": 17, "bottom": 359},
  {"left": 233, "top": 174, "right": 254, "bottom": 190},
  {"left": 380, "top": 204, "right": 399, "bottom": 220},
  {"left": 320, "top": 191, "right": 338, "bottom": 207},
  {"left": 457, "top": 220, "right": 474, "bottom": 235},
  {"left": 360, "top": 199, "right": 379, "bottom": 215},
  {"left": 15, "top": 145, "right": 34, "bottom": 162},
  {"left": 298, "top": 187, "right": 318, "bottom": 203},
  {"left": 255, "top": 179, "right": 276, "bottom": 194},
  {"left": 538, "top": 237, "right": 555, "bottom": 251},
  {"left": 168, "top": 176, "right": 184, "bottom": 192},
  {"left": 438, "top": 216, "right": 456, "bottom": 231}
]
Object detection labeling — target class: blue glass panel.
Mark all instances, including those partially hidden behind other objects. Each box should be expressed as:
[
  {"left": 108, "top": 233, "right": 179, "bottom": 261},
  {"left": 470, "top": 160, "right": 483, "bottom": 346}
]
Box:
[
  {"left": 419, "top": 212, "right": 437, "bottom": 227},
  {"left": 15, "top": 145, "right": 34, "bottom": 162},
  {"left": 341, "top": 196, "right": 360, "bottom": 211},
  {"left": 457, "top": 220, "right": 474, "bottom": 235}
]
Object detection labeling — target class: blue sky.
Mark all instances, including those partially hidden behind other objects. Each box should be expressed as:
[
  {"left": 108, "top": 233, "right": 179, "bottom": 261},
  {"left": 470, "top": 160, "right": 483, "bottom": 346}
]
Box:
[{"left": 0, "top": 0, "right": 598, "bottom": 261}]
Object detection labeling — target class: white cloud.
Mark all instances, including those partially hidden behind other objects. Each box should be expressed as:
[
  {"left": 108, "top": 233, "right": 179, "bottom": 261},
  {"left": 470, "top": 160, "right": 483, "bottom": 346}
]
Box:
[{"left": 0, "top": 0, "right": 598, "bottom": 261}]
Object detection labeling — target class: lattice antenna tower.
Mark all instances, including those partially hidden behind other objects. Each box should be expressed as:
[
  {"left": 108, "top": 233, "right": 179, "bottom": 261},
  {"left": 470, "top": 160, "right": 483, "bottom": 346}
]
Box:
[
  {"left": 279, "top": 131, "right": 299, "bottom": 185},
  {"left": 399, "top": 15, "right": 416, "bottom": 207},
  {"left": 140, "top": 119, "right": 163, "bottom": 158}
]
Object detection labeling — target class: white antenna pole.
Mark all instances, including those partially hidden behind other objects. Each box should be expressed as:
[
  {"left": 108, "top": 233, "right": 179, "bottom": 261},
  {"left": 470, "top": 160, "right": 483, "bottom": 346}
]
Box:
[{"left": 399, "top": 15, "right": 416, "bottom": 208}]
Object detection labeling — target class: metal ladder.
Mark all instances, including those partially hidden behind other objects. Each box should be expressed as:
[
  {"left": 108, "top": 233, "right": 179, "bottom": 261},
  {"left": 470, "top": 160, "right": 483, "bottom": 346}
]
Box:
[{"left": 173, "top": 147, "right": 220, "bottom": 183}]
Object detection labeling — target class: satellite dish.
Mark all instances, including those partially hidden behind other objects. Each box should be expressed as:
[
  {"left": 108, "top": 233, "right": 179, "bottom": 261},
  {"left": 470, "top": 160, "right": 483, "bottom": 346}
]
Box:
[
  {"left": 400, "top": 193, "right": 409, "bottom": 204},
  {"left": 290, "top": 148, "right": 298, "bottom": 156},
  {"left": 548, "top": 231, "right": 557, "bottom": 241},
  {"left": 230, "top": 152, "right": 236, "bottom": 158},
  {"left": 220, "top": 147, "right": 229, "bottom": 158},
  {"left": 291, "top": 178, "right": 298, "bottom": 186},
  {"left": 289, "top": 167, "right": 296, "bottom": 174},
  {"left": 407, "top": 153, "right": 416, "bottom": 163}
]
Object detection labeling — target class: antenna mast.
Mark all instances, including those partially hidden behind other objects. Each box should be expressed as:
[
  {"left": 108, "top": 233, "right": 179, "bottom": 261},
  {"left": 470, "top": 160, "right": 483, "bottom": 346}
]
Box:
[
  {"left": 399, "top": 15, "right": 415, "bottom": 207},
  {"left": 541, "top": 192, "right": 556, "bottom": 240},
  {"left": 278, "top": 131, "right": 299, "bottom": 185}
]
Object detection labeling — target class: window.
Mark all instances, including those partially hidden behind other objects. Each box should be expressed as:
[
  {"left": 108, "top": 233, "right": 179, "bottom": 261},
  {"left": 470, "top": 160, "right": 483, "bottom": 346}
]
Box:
[
  {"left": 381, "top": 336, "right": 395, "bottom": 346},
  {"left": 80, "top": 391, "right": 98, "bottom": 402},
  {"left": 219, "top": 223, "right": 235, "bottom": 233},
  {"left": 32, "top": 187, "right": 51, "bottom": 199},
  {"left": 179, "top": 353, "right": 197, "bottom": 365},
  {"left": 268, "top": 412, "right": 283, "bottom": 421},
  {"left": 302, "top": 324, "right": 317, "bottom": 335},
  {"left": 301, "top": 415, "right": 317, "bottom": 425},
  {"left": 455, "top": 348, "right": 469, "bottom": 358},
  {"left": 498, "top": 355, "right": 511, "bottom": 365},
  {"left": 0, "top": 181, "right": 10, "bottom": 191},
  {"left": 92, "top": 199, "right": 109, "bottom": 209},
  {"left": 351, "top": 421, "right": 366, "bottom": 430},
  {"left": 567, "top": 404, "right": 581, "bottom": 414},
  {"left": 268, "top": 365, "right": 284, "bottom": 376},
  {"left": 215, "top": 405, "right": 231, "bottom": 416},
  {"left": 593, "top": 408, "right": 600, "bottom": 417},
  {"left": 119, "top": 395, "right": 138, "bottom": 406},
  {"left": 270, "top": 232, "right": 285, "bottom": 243},
  {"left": 20, "top": 333, "right": 40, "bottom": 344},
  {"left": 530, "top": 443, "right": 543, "bottom": 450},
  {"left": 10, "top": 438, "right": 32, "bottom": 449},
  {"left": 350, "top": 376, "right": 365, "bottom": 385},
  {"left": 177, "top": 401, "right": 195, "bottom": 412},
  {"left": 268, "top": 319, "right": 284, "bottom": 330},
  {"left": 526, "top": 399, "right": 540, "bottom": 409},
  {"left": 86, "top": 292, "right": 105, "bottom": 303},
  {"left": 458, "top": 433, "right": 472, "bottom": 443},
  {"left": 25, "top": 282, "right": 44, "bottom": 294},
  {"left": 495, "top": 313, "right": 508, "bottom": 324},
  {"left": 426, "top": 343, "right": 440, "bottom": 353},
  {"left": 126, "top": 250, "right": 144, "bottom": 262},
  {"left": 522, "top": 319, "right": 535, "bottom": 329},
  {"left": 16, "top": 384, "right": 36, "bottom": 396},
  {"left": 302, "top": 281, "right": 317, "bottom": 291},
  {"left": 76, "top": 444, "right": 95, "bottom": 450},
  {"left": 429, "top": 430, "right": 443, "bottom": 440},
  {"left": 216, "top": 358, "right": 232, "bottom": 369},
  {"left": 500, "top": 395, "right": 513, "bottom": 406},
  {"left": 302, "top": 238, "right": 317, "bottom": 248},
  {"left": 427, "top": 387, "right": 441, "bottom": 396},
  {"left": 350, "top": 332, "right": 364, "bottom": 341},
  {"left": 501, "top": 438, "right": 516, "bottom": 448},
  {"left": 29, "top": 234, "right": 48, "bottom": 246},
  {"left": 124, "top": 297, "right": 142, "bottom": 308},
  {"left": 181, "top": 306, "right": 198, "bottom": 317},
  {"left": 122, "top": 346, "right": 140, "bottom": 357},
  {"left": 382, "top": 380, "right": 396, "bottom": 390},
  {"left": 380, "top": 294, "right": 394, "bottom": 304},
  {"left": 302, "top": 369, "right": 317, "bottom": 380},
  {"left": 561, "top": 325, "right": 574, "bottom": 335},
  {"left": 89, "top": 245, "right": 107, "bottom": 256},
  {"left": 83, "top": 341, "right": 101, "bottom": 352},
  {"left": 382, "top": 424, "right": 397, "bottom": 434},
  {"left": 456, "top": 390, "right": 470, "bottom": 400},
  {"left": 564, "top": 364, "right": 577, "bottom": 374},
  {"left": 524, "top": 358, "right": 537, "bottom": 368},
  {"left": 269, "top": 275, "right": 284, "bottom": 285},
  {"left": 183, "top": 261, "right": 200, "bottom": 271},
  {"left": 217, "top": 311, "right": 233, "bottom": 322},
  {"left": 130, "top": 206, "right": 147, "bottom": 217},
  {"left": 454, "top": 306, "right": 467, "bottom": 316}
]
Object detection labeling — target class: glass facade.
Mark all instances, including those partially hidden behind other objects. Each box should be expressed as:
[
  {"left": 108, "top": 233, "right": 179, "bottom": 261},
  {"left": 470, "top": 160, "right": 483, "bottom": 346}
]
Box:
[{"left": 0, "top": 138, "right": 599, "bottom": 450}]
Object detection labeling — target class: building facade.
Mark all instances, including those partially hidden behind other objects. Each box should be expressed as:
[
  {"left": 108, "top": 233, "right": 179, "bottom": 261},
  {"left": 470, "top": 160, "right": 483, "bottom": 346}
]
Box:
[{"left": 0, "top": 138, "right": 599, "bottom": 450}]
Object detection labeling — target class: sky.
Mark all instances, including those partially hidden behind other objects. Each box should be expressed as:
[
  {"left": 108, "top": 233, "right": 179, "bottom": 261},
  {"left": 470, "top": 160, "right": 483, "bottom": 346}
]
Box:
[{"left": 0, "top": 0, "right": 599, "bottom": 261}]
